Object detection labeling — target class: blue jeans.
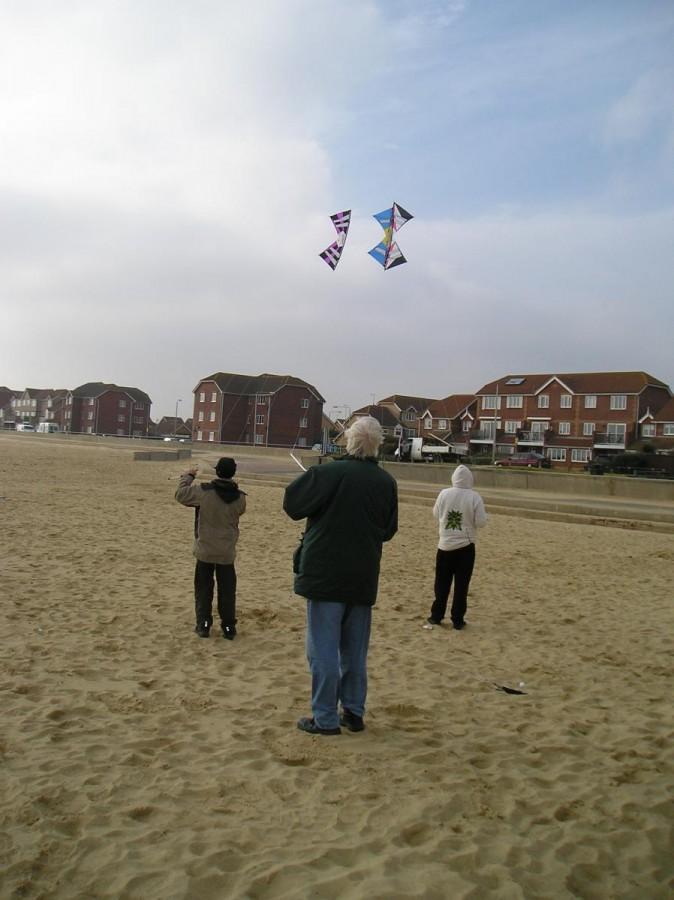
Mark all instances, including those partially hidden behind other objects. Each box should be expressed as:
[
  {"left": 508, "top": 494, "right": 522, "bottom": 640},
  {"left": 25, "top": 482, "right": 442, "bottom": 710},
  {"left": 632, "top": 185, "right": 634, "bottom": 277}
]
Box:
[{"left": 306, "top": 600, "right": 372, "bottom": 730}]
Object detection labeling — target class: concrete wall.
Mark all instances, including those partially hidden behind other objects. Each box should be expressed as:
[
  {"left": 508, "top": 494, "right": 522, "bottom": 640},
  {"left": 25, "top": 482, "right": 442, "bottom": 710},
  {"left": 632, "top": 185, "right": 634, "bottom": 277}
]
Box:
[{"left": 380, "top": 461, "right": 674, "bottom": 502}]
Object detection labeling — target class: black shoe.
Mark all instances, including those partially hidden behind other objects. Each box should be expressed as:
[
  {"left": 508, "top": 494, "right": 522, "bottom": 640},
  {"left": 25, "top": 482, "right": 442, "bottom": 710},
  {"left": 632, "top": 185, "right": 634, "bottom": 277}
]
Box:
[
  {"left": 427, "top": 617, "right": 442, "bottom": 625},
  {"left": 296, "top": 716, "right": 341, "bottom": 736},
  {"left": 452, "top": 621, "right": 465, "bottom": 630},
  {"left": 222, "top": 624, "right": 237, "bottom": 640},
  {"left": 194, "top": 623, "right": 210, "bottom": 638},
  {"left": 340, "top": 709, "right": 365, "bottom": 733}
]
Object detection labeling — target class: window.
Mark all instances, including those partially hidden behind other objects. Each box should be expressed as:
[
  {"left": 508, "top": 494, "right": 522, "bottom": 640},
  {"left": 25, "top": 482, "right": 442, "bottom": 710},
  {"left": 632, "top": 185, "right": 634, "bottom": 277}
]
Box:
[
  {"left": 506, "top": 395, "right": 523, "bottom": 408},
  {"left": 504, "top": 421, "right": 520, "bottom": 434},
  {"left": 505, "top": 377, "right": 525, "bottom": 385},
  {"left": 482, "top": 396, "right": 500, "bottom": 410},
  {"left": 547, "top": 448, "right": 566, "bottom": 461},
  {"left": 208, "top": 432, "right": 215, "bottom": 442},
  {"left": 584, "top": 395, "right": 597, "bottom": 408},
  {"left": 117, "top": 415, "right": 125, "bottom": 423},
  {"left": 134, "top": 416, "right": 143, "bottom": 424},
  {"left": 583, "top": 422, "right": 594, "bottom": 436},
  {"left": 119, "top": 399, "right": 127, "bottom": 408},
  {"left": 211, "top": 392, "right": 217, "bottom": 402},
  {"left": 209, "top": 411, "right": 215, "bottom": 422},
  {"left": 255, "top": 414, "right": 264, "bottom": 425},
  {"left": 301, "top": 398, "right": 309, "bottom": 408},
  {"left": 116, "top": 428, "right": 124, "bottom": 436},
  {"left": 610, "top": 395, "right": 627, "bottom": 410},
  {"left": 197, "top": 430, "right": 203, "bottom": 441},
  {"left": 560, "top": 394, "right": 572, "bottom": 408},
  {"left": 255, "top": 434, "right": 264, "bottom": 444},
  {"left": 87, "top": 411, "right": 94, "bottom": 420},
  {"left": 297, "top": 437, "right": 306, "bottom": 447},
  {"left": 538, "top": 395, "right": 549, "bottom": 408},
  {"left": 199, "top": 392, "right": 205, "bottom": 403},
  {"left": 641, "top": 423, "right": 656, "bottom": 437},
  {"left": 664, "top": 424, "right": 674, "bottom": 436},
  {"left": 88, "top": 398, "right": 94, "bottom": 405},
  {"left": 571, "top": 449, "right": 590, "bottom": 463},
  {"left": 438, "top": 419, "right": 447, "bottom": 430},
  {"left": 462, "top": 420, "right": 471, "bottom": 433},
  {"left": 403, "top": 410, "right": 416, "bottom": 421},
  {"left": 257, "top": 396, "right": 267, "bottom": 406},
  {"left": 198, "top": 411, "right": 204, "bottom": 422},
  {"left": 531, "top": 422, "right": 547, "bottom": 436},
  {"left": 558, "top": 422, "right": 571, "bottom": 435},
  {"left": 86, "top": 427, "right": 93, "bottom": 434},
  {"left": 136, "top": 403, "right": 144, "bottom": 411},
  {"left": 299, "top": 417, "right": 308, "bottom": 428},
  {"left": 424, "top": 418, "right": 432, "bottom": 429}
]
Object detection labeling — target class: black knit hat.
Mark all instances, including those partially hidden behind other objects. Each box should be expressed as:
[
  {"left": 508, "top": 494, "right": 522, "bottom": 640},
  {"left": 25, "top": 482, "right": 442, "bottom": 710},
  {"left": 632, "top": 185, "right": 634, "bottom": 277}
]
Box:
[{"left": 215, "top": 457, "right": 236, "bottom": 479}]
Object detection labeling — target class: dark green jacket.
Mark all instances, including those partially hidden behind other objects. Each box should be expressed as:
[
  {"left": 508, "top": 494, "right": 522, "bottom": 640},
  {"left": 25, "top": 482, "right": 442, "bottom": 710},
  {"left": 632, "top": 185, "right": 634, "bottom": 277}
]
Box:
[{"left": 283, "top": 457, "right": 398, "bottom": 606}]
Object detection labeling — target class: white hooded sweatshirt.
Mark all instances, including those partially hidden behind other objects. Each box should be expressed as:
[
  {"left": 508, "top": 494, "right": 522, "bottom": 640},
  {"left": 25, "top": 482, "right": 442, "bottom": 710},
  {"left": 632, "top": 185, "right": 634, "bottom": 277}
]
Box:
[{"left": 433, "top": 464, "right": 488, "bottom": 551}]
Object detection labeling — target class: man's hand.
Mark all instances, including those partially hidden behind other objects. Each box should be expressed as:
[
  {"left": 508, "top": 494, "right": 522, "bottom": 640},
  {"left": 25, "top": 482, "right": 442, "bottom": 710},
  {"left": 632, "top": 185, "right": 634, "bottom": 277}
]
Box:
[{"left": 183, "top": 467, "right": 198, "bottom": 478}]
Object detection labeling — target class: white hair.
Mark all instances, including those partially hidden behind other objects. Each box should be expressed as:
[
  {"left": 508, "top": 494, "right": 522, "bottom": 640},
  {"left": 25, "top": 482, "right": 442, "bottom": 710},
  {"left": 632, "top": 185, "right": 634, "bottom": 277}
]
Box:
[{"left": 346, "top": 416, "right": 383, "bottom": 458}]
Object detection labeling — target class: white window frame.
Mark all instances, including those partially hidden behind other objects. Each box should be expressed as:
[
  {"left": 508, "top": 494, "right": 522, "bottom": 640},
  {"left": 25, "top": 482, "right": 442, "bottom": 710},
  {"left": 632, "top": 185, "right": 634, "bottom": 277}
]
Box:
[
  {"left": 558, "top": 422, "right": 571, "bottom": 435},
  {"left": 297, "top": 437, "right": 307, "bottom": 447},
  {"left": 301, "top": 398, "right": 309, "bottom": 408},
  {"left": 438, "top": 419, "right": 447, "bottom": 430},
  {"left": 663, "top": 424, "right": 674, "bottom": 436},
  {"left": 197, "top": 429, "right": 203, "bottom": 441},
  {"left": 199, "top": 392, "right": 205, "bottom": 403},
  {"left": 641, "top": 423, "right": 656, "bottom": 437},
  {"left": 88, "top": 398, "right": 95, "bottom": 406},
  {"left": 504, "top": 421, "right": 520, "bottom": 434},
  {"left": 538, "top": 394, "right": 549, "bottom": 409},
  {"left": 547, "top": 448, "right": 566, "bottom": 461},
  {"left": 424, "top": 417, "right": 432, "bottom": 430},
  {"left": 87, "top": 411, "right": 94, "bottom": 420},
  {"left": 584, "top": 395, "right": 596, "bottom": 409},
  {"left": 560, "top": 394, "right": 572, "bottom": 408},
  {"left": 119, "top": 399, "right": 127, "bottom": 408},
  {"left": 208, "top": 431, "right": 215, "bottom": 442},
  {"left": 254, "top": 434, "right": 264, "bottom": 445},
  {"left": 610, "top": 395, "right": 627, "bottom": 410},
  {"left": 209, "top": 411, "right": 216, "bottom": 422},
  {"left": 117, "top": 414, "right": 125, "bottom": 423},
  {"left": 571, "top": 449, "right": 590, "bottom": 463},
  {"left": 506, "top": 395, "right": 523, "bottom": 408},
  {"left": 583, "top": 422, "right": 594, "bottom": 436},
  {"left": 211, "top": 392, "right": 217, "bottom": 402},
  {"left": 462, "top": 420, "right": 471, "bottom": 433},
  {"left": 299, "top": 417, "right": 308, "bottom": 428},
  {"left": 255, "top": 414, "right": 264, "bottom": 425},
  {"left": 482, "top": 396, "right": 500, "bottom": 410},
  {"left": 198, "top": 411, "right": 204, "bottom": 422}
]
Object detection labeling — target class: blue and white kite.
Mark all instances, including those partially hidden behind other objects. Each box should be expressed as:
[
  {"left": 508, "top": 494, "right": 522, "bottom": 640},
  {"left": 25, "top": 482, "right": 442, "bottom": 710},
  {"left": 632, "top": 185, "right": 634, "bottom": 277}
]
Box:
[{"left": 368, "top": 202, "right": 414, "bottom": 270}]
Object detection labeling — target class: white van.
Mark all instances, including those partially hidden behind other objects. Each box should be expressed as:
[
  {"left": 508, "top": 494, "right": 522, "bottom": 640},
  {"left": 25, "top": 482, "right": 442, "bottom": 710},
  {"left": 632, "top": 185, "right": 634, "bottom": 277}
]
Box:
[
  {"left": 37, "top": 422, "right": 59, "bottom": 433},
  {"left": 16, "top": 423, "right": 35, "bottom": 432}
]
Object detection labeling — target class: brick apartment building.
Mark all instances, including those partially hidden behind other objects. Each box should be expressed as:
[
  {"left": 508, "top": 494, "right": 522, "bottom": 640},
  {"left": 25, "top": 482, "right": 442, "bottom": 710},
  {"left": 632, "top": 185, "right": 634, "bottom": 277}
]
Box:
[
  {"left": 7, "top": 387, "right": 68, "bottom": 427},
  {"left": 471, "top": 371, "right": 672, "bottom": 466},
  {"left": 63, "top": 382, "right": 152, "bottom": 436},
  {"left": 192, "top": 373, "right": 324, "bottom": 447},
  {"left": 419, "top": 395, "right": 477, "bottom": 451},
  {"left": 378, "top": 394, "right": 438, "bottom": 438}
]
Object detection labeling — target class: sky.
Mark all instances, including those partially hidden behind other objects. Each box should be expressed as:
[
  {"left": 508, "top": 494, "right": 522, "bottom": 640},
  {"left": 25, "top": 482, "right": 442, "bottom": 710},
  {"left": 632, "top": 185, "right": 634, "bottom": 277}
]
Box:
[{"left": 2, "top": 0, "right": 673, "bottom": 421}]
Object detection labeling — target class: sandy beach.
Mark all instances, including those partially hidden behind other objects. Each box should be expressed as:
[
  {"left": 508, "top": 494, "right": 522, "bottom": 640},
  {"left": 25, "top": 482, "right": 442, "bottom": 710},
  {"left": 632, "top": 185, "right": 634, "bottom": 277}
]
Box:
[{"left": 1, "top": 433, "right": 673, "bottom": 900}]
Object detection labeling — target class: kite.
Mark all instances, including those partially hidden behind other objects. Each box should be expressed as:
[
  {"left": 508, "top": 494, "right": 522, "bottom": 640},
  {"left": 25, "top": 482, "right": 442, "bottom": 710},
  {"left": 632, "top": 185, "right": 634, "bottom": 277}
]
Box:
[
  {"left": 368, "top": 202, "right": 414, "bottom": 270},
  {"left": 319, "top": 209, "right": 351, "bottom": 270}
]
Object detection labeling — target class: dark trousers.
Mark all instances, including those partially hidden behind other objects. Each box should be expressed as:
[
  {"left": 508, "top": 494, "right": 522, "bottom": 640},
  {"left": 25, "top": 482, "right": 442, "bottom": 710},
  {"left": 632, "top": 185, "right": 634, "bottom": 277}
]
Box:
[
  {"left": 430, "top": 543, "right": 475, "bottom": 626},
  {"left": 194, "top": 561, "right": 236, "bottom": 628}
]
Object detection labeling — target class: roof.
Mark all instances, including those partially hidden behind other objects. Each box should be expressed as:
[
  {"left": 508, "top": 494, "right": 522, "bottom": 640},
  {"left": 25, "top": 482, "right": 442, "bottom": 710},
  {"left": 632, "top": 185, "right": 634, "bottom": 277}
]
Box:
[
  {"left": 651, "top": 397, "right": 674, "bottom": 422},
  {"left": 23, "top": 388, "right": 65, "bottom": 399},
  {"left": 350, "top": 405, "right": 400, "bottom": 428},
  {"left": 476, "top": 372, "right": 671, "bottom": 396},
  {"left": 379, "top": 394, "right": 437, "bottom": 411},
  {"left": 71, "top": 382, "right": 152, "bottom": 404},
  {"left": 426, "top": 394, "right": 476, "bottom": 418},
  {"left": 199, "top": 372, "right": 325, "bottom": 402}
]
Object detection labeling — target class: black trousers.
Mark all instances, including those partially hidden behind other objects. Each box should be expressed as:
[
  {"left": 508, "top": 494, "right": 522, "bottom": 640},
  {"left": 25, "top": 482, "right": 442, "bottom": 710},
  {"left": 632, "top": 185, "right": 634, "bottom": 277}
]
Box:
[
  {"left": 430, "top": 543, "right": 475, "bottom": 626},
  {"left": 194, "top": 561, "right": 237, "bottom": 628}
]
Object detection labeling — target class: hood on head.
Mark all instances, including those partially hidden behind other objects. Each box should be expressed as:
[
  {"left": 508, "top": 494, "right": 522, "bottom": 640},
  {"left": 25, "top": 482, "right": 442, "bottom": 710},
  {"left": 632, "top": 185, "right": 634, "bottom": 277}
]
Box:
[{"left": 451, "top": 464, "right": 473, "bottom": 489}]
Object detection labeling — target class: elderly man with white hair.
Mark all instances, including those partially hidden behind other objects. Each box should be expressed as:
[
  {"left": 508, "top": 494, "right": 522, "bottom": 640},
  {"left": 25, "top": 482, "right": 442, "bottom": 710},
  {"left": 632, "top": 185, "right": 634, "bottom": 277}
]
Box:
[{"left": 283, "top": 416, "right": 398, "bottom": 735}]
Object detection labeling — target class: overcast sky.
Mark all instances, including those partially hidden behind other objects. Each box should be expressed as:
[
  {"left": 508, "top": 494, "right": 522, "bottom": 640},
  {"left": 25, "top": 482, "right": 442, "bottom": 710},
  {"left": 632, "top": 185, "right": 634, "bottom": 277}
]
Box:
[{"left": 2, "top": 0, "right": 673, "bottom": 420}]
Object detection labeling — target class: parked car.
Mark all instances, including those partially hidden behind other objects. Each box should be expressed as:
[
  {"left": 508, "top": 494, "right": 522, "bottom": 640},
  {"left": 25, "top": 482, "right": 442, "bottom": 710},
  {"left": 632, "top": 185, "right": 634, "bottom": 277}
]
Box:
[
  {"left": 495, "top": 452, "right": 550, "bottom": 468},
  {"left": 16, "top": 423, "right": 35, "bottom": 432}
]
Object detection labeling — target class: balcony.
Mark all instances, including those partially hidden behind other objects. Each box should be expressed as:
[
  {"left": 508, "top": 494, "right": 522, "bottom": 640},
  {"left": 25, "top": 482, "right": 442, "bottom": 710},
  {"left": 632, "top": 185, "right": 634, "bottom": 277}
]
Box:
[
  {"left": 516, "top": 430, "right": 546, "bottom": 446},
  {"left": 593, "top": 432, "right": 626, "bottom": 449},
  {"left": 470, "top": 429, "right": 496, "bottom": 443}
]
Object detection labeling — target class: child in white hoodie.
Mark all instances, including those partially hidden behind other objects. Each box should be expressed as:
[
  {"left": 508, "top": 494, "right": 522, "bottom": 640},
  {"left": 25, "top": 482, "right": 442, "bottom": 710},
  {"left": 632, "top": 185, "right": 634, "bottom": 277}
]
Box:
[{"left": 427, "top": 464, "right": 487, "bottom": 630}]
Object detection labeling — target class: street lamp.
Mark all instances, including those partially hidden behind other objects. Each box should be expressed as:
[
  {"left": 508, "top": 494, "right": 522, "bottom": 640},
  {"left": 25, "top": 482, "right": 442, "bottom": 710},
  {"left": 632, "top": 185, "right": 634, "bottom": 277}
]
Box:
[{"left": 175, "top": 398, "right": 182, "bottom": 436}]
